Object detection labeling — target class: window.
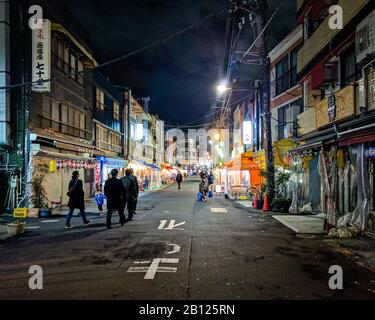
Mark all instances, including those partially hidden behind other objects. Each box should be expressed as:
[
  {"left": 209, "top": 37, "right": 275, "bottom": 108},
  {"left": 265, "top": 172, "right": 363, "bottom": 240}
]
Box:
[
  {"left": 51, "top": 101, "right": 60, "bottom": 131},
  {"left": 277, "top": 105, "right": 288, "bottom": 140},
  {"left": 61, "top": 104, "right": 68, "bottom": 134},
  {"left": 53, "top": 37, "right": 85, "bottom": 86},
  {"left": 77, "top": 60, "right": 84, "bottom": 85},
  {"left": 340, "top": 45, "right": 356, "bottom": 85},
  {"left": 111, "top": 132, "right": 120, "bottom": 146},
  {"left": 369, "top": 68, "right": 375, "bottom": 104},
  {"left": 96, "top": 89, "right": 105, "bottom": 110},
  {"left": 290, "top": 49, "right": 298, "bottom": 87},
  {"left": 114, "top": 101, "right": 120, "bottom": 120},
  {"left": 64, "top": 46, "right": 70, "bottom": 74},
  {"left": 70, "top": 54, "right": 76, "bottom": 79},
  {"left": 276, "top": 56, "right": 290, "bottom": 96}
]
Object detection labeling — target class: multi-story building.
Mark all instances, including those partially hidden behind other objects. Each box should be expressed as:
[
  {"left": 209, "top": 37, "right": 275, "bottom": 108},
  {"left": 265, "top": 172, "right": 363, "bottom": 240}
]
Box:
[
  {"left": 293, "top": 0, "right": 375, "bottom": 232},
  {"left": 127, "top": 97, "right": 163, "bottom": 190},
  {"left": 268, "top": 26, "right": 304, "bottom": 202},
  {"left": 88, "top": 70, "right": 128, "bottom": 186},
  {"left": 1, "top": 0, "right": 102, "bottom": 209}
]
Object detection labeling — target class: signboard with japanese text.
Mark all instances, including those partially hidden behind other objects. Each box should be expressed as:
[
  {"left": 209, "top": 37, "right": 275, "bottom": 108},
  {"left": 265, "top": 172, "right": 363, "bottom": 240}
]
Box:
[
  {"left": 316, "top": 86, "right": 355, "bottom": 128},
  {"left": 32, "top": 19, "right": 51, "bottom": 92},
  {"left": 243, "top": 121, "right": 252, "bottom": 145}
]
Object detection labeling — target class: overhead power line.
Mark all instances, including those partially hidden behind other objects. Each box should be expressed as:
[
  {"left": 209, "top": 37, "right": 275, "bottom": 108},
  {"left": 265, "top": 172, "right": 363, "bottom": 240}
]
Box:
[
  {"left": 0, "top": 6, "right": 226, "bottom": 91},
  {"left": 239, "top": 0, "right": 283, "bottom": 63}
]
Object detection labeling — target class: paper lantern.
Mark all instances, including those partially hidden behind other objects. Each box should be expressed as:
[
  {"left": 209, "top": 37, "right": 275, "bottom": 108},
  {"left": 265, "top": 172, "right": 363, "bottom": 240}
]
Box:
[{"left": 49, "top": 160, "right": 57, "bottom": 173}]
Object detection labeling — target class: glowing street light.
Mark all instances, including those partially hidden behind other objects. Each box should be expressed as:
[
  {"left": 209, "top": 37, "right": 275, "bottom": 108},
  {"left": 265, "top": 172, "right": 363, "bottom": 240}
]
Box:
[{"left": 216, "top": 80, "right": 230, "bottom": 95}]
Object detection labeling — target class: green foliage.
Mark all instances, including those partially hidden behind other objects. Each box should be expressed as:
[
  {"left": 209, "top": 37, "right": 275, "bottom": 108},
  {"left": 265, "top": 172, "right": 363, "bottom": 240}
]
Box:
[
  {"left": 30, "top": 163, "right": 50, "bottom": 209},
  {"left": 275, "top": 171, "right": 291, "bottom": 197},
  {"left": 271, "top": 195, "right": 292, "bottom": 213}
]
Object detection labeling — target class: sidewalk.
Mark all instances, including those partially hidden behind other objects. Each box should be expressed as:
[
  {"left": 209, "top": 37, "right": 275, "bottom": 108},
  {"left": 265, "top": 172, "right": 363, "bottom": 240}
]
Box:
[{"left": 234, "top": 199, "right": 375, "bottom": 274}]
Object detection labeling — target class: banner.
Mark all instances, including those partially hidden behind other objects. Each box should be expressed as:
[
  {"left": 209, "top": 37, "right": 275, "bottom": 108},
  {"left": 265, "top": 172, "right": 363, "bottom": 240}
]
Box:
[{"left": 32, "top": 19, "right": 51, "bottom": 92}]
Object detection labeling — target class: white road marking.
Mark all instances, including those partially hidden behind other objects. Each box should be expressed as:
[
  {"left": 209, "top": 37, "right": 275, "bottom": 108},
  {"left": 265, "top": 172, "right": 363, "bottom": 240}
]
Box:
[
  {"left": 158, "top": 220, "right": 186, "bottom": 230},
  {"left": 127, "top": 258, "right": 179, "bottom": 280},
  {"left": 163, "top": 210, "right": 170, "bottom": 213},
  {"left": 26, "top": 226, "right": 40, "bottom": 229},
  {"left": 166, "top": 243, "right": 181, "bottom": 255},
  {"left": 41, "top": 220, "right": 60, "bottom": 223},
  {"left": 211, "top": 208, "right": 228, "bottom": 213}
]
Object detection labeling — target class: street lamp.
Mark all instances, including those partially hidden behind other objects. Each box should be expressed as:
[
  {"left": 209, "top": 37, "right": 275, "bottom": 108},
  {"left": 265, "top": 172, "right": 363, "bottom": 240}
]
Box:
[{"left": 216, "top": 80, "right": 230, "bottom": 95}]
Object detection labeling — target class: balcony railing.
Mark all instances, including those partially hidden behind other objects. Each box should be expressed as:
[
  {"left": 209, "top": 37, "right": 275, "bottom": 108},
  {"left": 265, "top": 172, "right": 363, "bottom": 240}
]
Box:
[
  {"left": 97, "top": 140, "right": 122, "bottom": 153},
  {"left": 35, "top": 114, "right": 92, "bottom": 140}
]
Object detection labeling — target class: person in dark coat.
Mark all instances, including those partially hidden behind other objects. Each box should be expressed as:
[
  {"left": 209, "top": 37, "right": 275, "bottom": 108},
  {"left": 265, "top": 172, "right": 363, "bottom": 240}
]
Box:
[
  {"left": 176, "top": 171, "right": 183, "bottom": 190},
  {"left": 121, "top": 169, "right": 138, "bottom": 222},
  {"left": 65, "top": 171, "right": 91, "bottom": 229},
  {"left": 129, "top": 168, "right": 139, "bottom": 214},
  {"left": 104, "top": 169, "right": 126, "bottom": 229}
]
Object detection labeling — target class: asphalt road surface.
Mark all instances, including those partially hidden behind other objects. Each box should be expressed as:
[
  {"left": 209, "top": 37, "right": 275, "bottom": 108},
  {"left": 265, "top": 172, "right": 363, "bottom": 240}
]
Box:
[{"left": 0, "top": 180, "right": 375, "bottom": 300}]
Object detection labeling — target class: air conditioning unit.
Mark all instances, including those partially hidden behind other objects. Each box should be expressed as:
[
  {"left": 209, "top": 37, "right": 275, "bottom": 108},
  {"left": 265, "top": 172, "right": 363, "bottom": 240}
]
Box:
[{"left": 356, "top": 9, "right": 375, "bottom": 65}]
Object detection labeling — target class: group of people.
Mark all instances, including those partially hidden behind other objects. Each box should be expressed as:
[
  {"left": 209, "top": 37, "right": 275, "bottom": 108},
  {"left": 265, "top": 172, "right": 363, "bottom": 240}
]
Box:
[
  {"left": 65, "top": 168, "right": 139, "bottom": 229},
  {"left": 65, "top": 167, "right": 215, "bottom": 229},
  {"left": 199, "top": 171, "right": 214, "bottom": 203}
]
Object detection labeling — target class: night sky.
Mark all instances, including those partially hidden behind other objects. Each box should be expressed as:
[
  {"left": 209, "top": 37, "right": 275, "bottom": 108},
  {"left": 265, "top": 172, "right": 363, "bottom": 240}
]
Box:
[{"left": 61, "top": 0, "right": 296, "bottom": 125}]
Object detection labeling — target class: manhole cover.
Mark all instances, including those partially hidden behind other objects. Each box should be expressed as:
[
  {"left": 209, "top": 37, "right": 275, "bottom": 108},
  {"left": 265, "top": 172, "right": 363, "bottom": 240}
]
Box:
[{"left": 296, "top": 234, "right": 316, "bottom": 239}]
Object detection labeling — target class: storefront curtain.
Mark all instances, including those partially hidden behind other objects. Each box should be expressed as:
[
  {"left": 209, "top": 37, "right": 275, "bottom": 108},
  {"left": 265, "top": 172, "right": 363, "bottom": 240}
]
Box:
[
  {"left": 347, "top": 144, "right": 370, "bottom": 231},
  {"left": 318, "top": 147, "right": 338, "bottom": 227}
]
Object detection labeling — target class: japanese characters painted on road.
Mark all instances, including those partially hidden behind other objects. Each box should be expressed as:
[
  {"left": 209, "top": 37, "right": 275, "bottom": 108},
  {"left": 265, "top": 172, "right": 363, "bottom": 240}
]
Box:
[
  {"left": 31, "top": 19, "right": 51, "bottom": 92},
  {"left": 158, "top": 220, "right": 186, "bottom": 230},
  {"left": 127, "top": 242, "right": 182, "bottom": 280},
  {"left": 127, "top": 258, "right": 179, "bottom": 280},
  {"left": 166, "top": 243, "right": 181, "bottom": 255}
]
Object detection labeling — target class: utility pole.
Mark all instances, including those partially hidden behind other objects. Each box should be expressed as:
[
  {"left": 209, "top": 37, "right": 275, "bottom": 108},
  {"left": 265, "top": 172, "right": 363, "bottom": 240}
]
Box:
[{"left": 257, "top": 0, "right": 275, "bottom": 202}]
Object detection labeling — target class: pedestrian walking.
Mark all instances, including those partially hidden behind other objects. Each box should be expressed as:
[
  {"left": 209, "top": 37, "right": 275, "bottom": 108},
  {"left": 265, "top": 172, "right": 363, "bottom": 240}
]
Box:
[
  {"left": 143, "top": 176, "right": 150, "bottom": 190},
  {"left": 94, "top": 186, "right": 106, "bottom": 216},
  {"left": 176, "top": 171, "right": 183, "bottom": 190},
  {"left": 208, "top": 171, "right": 215, "bottom": 192},
  {"left": 121, "top": 169, "right": 138, "bottom": 222},
  {"left": 199, "top": 174, "right": 209, "bottom": 203},
  {"left": 104, "top": 169, "right": 126, "bottom": 229},
  {"left": 129, "top": 168, "right": 139, "bottom": 214},
  {"left": 65, "top": 171, "right": 91, "bottom": 229}
]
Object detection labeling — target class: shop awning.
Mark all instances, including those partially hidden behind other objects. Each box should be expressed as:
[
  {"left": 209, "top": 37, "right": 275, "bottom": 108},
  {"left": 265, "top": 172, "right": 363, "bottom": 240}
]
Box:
[
  {"left": 133, "top": 159, "right": 161, "bottom": 171},
  {"left": 227, "top": 155, "right": 260, "bottom": 172},
  {"left": 290, "top": 141, "right": 323, "bottom": 154},
  {"left": 339, "top": 126, "right": 375, "bottom": 147}
]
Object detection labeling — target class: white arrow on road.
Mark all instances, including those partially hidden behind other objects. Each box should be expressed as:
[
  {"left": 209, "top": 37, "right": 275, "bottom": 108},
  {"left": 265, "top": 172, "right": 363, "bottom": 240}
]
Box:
[{"left": 158, "top": 220, "right": 186, "bottom": 230}]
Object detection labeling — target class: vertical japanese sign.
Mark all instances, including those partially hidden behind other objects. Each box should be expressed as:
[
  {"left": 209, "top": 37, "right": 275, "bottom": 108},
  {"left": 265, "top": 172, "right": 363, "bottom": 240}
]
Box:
[
  {"left": 32, "top": 19, "right": 51, "bottom": 92},
  {"left": 243, "top": 121, "right": 252, "bottom": 145}
]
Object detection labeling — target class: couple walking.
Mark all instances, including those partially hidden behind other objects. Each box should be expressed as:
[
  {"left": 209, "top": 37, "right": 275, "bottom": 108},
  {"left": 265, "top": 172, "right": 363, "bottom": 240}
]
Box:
[{"left": 104, "top": 168, "right": 139, "bottom": 229}]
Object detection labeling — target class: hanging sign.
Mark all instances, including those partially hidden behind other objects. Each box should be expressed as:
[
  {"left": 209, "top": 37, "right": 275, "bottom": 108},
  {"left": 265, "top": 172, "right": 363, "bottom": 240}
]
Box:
[
  {"left": 365, "top": 146, "right": 375, "bottom": 159},
  {"left": 31, "top": 19, "right": 51, "bottom": 92},
  {"left": 327, "top": 95, "right": 336, "bottom": 122}
]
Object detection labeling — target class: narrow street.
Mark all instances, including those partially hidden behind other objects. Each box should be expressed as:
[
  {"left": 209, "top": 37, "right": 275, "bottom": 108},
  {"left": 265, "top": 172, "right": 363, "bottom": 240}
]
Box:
[{"left": 1, "top": 180, "right": 374, "bottom": 300}]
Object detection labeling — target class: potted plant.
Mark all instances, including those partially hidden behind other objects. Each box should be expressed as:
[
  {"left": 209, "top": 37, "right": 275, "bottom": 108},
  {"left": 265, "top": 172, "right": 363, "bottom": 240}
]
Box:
[
  {"left": 29, "top": 163, "right": 52, "bottom": 218},
  {"left": 7, "top": 219, "right": 26, "bottom": 236},
  {"left": 271, "top": 170, "right": 292, "bottom": 213}
]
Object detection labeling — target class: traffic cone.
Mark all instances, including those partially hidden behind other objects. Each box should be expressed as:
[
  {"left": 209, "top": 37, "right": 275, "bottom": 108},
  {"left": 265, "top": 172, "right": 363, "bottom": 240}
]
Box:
[
  {"left": 262, "top": 194, "right": 270, "bottom": 212},
  {"left": 253, "top": 191, "right": 258, "bottom": 209}
]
